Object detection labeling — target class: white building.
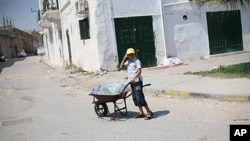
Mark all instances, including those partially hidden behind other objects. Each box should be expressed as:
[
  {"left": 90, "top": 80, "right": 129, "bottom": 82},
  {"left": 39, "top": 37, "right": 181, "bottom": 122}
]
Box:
[{"left": 38, "top": 0, "right": 250, "bottom": 72}]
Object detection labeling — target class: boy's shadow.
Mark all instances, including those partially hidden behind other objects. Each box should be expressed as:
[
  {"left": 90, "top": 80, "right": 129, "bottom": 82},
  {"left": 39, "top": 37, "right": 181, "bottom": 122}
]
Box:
[
  {"left": 150, "top": 110, "right": 170, "bottom": 118},
  {"left": 103, "top": 110, "right": 170, "bottom": 121}
]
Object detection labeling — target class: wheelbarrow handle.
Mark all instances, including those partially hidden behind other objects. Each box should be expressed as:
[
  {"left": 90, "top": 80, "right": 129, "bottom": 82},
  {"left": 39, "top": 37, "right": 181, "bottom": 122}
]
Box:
[
  {"left": 143, "top": 83, "right": 151, "bottom": 87},
  {"left": 121, "top": 83, "right": 151, "bottom": 96},
  {"left": 125, "top": 83, "right": 151, "bottom": 98},
  {"left": 127, "top": 82, "right": 151, "bottom": 86},
  {"left": 126, "top": 93, "right": 132, "bottom": 98}
]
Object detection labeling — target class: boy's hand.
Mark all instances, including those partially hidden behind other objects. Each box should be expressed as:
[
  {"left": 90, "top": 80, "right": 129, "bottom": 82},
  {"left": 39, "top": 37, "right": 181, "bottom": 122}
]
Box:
[
  {"left": 119, "top": 53, "right": 128, "bottom": 70},
  {"left": 124, "top": 54, "right": 128, "bottom": 59}
]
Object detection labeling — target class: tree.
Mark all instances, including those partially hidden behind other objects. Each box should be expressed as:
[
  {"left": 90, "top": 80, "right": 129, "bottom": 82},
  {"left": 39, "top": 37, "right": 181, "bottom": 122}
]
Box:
[{"left": 193, "top": 0, "right": 250, "bottom": 8}]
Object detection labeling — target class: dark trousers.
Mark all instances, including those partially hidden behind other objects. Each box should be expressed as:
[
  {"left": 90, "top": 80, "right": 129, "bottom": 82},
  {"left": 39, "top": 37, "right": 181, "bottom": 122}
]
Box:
[{"left": 130, "top": 81, "right": 147, "bottom": 107}]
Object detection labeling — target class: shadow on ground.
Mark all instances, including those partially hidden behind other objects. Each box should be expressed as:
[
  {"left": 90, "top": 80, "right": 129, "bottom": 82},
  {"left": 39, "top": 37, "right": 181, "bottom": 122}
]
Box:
[
  {"left": 0, "top": 57, "right": 27, "bottom": 74},
  {"left": 98, "top": 110, "right": 170, "bottom": 121}
]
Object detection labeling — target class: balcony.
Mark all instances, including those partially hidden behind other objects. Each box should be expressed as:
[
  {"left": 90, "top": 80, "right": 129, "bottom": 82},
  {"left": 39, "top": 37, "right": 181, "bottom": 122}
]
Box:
[
  {"left": 38, "top": 20, "right": 52, "bottom": 28},
  {"left": 42, "top": 0, "right": 60, "bottom": 21},
  {"left": 37, "top": 10, "right": 51, "bottom": 29}
]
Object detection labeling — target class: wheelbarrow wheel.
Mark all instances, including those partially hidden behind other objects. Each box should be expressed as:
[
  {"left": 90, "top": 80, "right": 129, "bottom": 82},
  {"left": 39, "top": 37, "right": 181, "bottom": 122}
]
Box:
[{"left": 94, "top": 103, "right": 108, "bottom": 117}]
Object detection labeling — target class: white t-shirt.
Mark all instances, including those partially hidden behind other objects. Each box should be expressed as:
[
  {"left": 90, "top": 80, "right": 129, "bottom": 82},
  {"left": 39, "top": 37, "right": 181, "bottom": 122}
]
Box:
[{"left": 124, "top": 57, "right": 143, "bottom": 82}]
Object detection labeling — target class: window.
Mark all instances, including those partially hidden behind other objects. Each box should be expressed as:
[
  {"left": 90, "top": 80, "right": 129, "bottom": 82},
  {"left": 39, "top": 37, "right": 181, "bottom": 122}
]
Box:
[{"left": 79, "top": 18, "right": 90, "bottom": 40}]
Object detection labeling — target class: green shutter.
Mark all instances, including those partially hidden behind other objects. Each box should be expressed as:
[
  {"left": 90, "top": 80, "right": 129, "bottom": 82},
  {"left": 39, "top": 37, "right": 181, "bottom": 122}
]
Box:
[
  {"left": 79, "top": 18, "right": 90, "bottom": 40},
  {"left": 206, "top": 10, "right": 243, "bottom": 54}
]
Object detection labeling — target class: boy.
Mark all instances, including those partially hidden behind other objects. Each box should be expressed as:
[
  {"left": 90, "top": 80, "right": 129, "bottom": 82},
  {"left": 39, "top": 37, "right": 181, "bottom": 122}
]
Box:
[{"left": 119, "top": 48, "right": 153, "bottom": 120}]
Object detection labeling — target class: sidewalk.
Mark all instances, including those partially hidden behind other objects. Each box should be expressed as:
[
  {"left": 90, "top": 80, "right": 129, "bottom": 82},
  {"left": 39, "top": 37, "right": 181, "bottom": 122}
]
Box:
[
  {"left": 42, "top": 51, "right": 250, "bottom": 102},
  {"left": 142, "top": 51, "right": 250, "bottom": 102}
]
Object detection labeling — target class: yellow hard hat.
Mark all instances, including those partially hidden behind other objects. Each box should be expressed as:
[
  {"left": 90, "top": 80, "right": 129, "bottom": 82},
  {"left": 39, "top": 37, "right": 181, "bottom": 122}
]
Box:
[{"left": 126, "top": 48, "right": 135, "bottom": 54}]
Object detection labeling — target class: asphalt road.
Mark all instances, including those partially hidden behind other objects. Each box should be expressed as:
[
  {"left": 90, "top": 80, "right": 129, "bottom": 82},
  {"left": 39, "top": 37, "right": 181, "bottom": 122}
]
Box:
[{"left": 0, "top": 56, "right": 249, "bottom": 141}]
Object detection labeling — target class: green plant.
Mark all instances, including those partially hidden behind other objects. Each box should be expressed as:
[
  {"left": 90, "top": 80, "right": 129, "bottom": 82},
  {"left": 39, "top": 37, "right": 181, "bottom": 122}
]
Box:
[{"left": 185, "top": 62, "right": 250, "bottom": 78}]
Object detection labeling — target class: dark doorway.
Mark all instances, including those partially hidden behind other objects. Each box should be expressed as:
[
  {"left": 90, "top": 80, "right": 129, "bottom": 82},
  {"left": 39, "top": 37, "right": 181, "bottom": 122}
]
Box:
[
  {"left": 114, "top": 16, "right": 156, "bottom": 67},
  {"left": 206, "top": 10, "right": 243, "bottom": 55}
]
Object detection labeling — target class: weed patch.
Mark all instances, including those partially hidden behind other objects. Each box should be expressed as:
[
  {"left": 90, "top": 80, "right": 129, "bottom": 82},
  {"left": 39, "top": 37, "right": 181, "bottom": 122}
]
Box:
[{"left": 184, "top": 62, "right": 250, "bottom": 79}]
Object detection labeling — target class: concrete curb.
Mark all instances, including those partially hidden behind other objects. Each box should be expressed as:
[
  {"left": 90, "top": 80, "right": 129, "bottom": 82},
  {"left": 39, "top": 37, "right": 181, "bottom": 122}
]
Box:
[{"left": 144, "top": 88, "right": 250, "bottom": 102}]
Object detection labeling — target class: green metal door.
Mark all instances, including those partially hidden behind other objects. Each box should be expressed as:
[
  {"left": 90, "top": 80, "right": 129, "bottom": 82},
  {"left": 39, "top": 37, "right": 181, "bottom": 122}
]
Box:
[
  {"left": 115, "top": 16, "right": 156, "bottom": 67},
  {"left": 206, "top": 10, "right": 243, "bottom": 55}
]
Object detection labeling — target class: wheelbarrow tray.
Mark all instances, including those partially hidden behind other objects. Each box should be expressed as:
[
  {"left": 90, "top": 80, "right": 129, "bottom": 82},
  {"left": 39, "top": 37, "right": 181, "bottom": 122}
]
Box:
[{"left": 89, "top": 91, "right": 128, "bottom": 104}]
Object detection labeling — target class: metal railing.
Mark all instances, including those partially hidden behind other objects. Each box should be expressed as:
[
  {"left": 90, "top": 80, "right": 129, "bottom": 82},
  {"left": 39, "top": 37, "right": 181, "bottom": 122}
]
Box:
[{"left": 42, "top": 0, "right": 59, "bottom": 14}]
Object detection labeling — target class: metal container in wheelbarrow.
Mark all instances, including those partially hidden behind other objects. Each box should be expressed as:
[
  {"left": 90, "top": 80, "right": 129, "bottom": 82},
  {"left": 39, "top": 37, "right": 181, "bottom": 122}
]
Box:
[{"left": 89, "top": 82, "right": 151, "bottom": 120}]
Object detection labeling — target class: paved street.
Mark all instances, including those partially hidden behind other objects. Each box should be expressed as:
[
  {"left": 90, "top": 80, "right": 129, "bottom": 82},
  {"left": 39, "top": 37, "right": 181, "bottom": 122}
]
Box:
[{"left": 0, "top": 56, "right": 250, "bottom": 141}]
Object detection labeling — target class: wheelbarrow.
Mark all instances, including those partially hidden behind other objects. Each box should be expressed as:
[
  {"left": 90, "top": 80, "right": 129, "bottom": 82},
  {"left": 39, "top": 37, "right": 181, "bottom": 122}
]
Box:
[{"left": 89, "top": 82, "right": 151, "bottom": 120}]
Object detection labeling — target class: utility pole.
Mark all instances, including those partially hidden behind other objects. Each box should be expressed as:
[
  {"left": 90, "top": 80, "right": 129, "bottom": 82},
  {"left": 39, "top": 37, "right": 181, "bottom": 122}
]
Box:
[{"left": 2, "top": 16, "right": 4, "bottom": 29}]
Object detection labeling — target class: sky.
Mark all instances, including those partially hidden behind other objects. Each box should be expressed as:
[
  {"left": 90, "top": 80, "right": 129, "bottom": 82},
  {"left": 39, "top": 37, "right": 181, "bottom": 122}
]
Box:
[{"left": 0, "top": 0, "right": 39, "bottom": 31}]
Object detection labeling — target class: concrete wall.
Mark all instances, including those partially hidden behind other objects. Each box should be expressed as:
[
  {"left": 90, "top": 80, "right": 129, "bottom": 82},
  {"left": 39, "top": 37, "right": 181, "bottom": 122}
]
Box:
[
  {"left": 40, "top": 0, "right": 250, "bottom": 71},
  {"left": 0, "top": 36, "right": 12, "bottom": 58},
  {"left": 94, "top": 0, "right": 117, "bottom": 71},
  {"left": 111, "top": 0, "right": 160, "bottom": 17},
  {"left": 46, "top": 23, "right": 63, "bottom": 66},
  {"left": 0, "top": 29, "right": 32, "bottom": 58},
  {"left": 241, "top": 5, "right": 250, "bottom": 51},
  {"left": 60, "top": 0, "right": 101, "bottom": 71},
  {"left": 163, "top": 1, "right": 209, "bottom": 61},
  {"left": 101, "top": 0, "right": 166, "bottom": 67},
  {"left": 59, "top": 0, "right": 166, "bottom": 71},
  {"left": 163, "top": 0, "right": 250, "bottom": 61},
  {"left": 39, "top": 0, "right": 63, "bottom": 66}
]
